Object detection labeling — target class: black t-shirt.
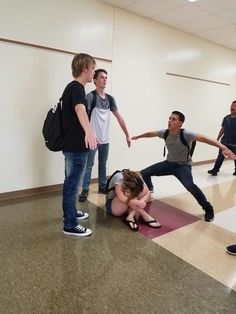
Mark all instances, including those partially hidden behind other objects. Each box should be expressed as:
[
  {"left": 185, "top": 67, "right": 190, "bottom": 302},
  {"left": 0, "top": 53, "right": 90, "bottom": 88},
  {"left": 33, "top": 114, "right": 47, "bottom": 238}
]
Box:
[{"left": 62, "top": 80, "right": 89, "bottom": 153}]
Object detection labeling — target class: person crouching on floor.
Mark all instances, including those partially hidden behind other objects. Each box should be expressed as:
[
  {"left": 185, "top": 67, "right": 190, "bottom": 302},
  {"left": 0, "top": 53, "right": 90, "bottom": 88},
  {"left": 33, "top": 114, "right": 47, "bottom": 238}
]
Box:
[{"left": 105, "top": 169, "right": 161, "bottom": 231}]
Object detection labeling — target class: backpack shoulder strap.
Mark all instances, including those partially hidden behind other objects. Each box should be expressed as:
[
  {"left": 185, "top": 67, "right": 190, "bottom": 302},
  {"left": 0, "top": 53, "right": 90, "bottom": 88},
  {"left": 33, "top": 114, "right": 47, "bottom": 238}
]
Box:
[
  {"left": 105, "top": 168, "right": 129, "bottom": 193},
  {"left": 105, "top": 170, "right": 122, "bottom": 193},
  {"left": 163, "top": 129, "right": 169, "bottom": 141},
  {"left": 190, "top": 139, "right": 196, "bottom": 157},
  {"left": 179, "top": 129, "right": 196, "bottom": 159},
  {"left": 105, "top": 93, "right": 113, "bottom": 109},
  {"left": 163, "top": 129, "right": 169, "bottom": 157},
  {"left": 179, "top": 129, "right": 189, "bottom": 148},
  {"left": 88, "top": 90, "right": 97, "bottom": 119}
]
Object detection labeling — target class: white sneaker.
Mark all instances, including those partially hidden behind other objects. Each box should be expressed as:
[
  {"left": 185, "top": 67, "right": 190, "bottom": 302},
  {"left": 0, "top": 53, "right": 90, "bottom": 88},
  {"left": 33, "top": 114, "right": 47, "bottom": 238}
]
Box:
[
  {"left": 63, "top": 225, "right": 92, "bottom": 237},
  {"left": 77, "top": 211, "right": 89, "bottom": 220}
]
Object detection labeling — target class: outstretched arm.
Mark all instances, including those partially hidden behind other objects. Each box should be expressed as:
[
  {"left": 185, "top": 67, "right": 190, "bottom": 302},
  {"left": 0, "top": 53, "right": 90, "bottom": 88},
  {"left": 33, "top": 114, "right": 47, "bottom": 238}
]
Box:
[
  {"left": 131, "top": 131, "right": 159, "bottom": 140},
  {"left": 112, "top": 111, "right": 131, "bottom": 148},
  {"left": 195, "top": 133, "right": 236, "bottom": 159}
]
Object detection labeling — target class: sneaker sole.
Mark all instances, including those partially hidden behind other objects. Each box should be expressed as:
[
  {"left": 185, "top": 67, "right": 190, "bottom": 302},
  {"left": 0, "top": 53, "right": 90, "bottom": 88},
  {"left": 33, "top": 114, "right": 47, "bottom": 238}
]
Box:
[
  {"left": 77, "top": 214, "right": 89, "bottom": 220},
  {"left": 63, "top": 230, "right": 92, "bottom": 237},
  {"left": 226, "top": 250, "right": 236, "bottom": 256}
]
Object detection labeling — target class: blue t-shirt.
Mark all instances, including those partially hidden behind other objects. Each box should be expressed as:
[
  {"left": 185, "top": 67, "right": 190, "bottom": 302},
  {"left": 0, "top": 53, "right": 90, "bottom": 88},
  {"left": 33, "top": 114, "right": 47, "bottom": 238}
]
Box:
[{"left": 221, "top": 115, "right": 236, "bottom": 146}]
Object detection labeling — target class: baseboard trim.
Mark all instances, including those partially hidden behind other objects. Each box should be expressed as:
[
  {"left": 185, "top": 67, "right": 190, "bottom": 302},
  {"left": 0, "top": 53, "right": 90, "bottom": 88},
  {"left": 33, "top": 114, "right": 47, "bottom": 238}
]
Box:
[
  {"left": 193, "top": 159, "right": 215, "bottom": 166},
  {"left": 0, "top": 160, "right": 215, "bottom": 202},
  {"left": 0, "top": 184, "right": 63, "bottom": 202},
  {"left": 0, "top": 178, "right": 98, "bottom": 202}
]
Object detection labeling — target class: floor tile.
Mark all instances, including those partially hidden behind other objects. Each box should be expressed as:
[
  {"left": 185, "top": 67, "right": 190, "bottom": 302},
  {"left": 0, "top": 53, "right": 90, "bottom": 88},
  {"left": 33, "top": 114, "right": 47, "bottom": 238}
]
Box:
[
  {"left": 1, "top": 196, "right": 236, "bottom": 313},
  {"left": 153, "top": 221, "right": 236, "bottom": 291},
  {"left": 213, "top": 207, "right": 236, "bottom": 234},
  {"left": 138, "top": 199, "right": 200, "bottom": 239}
]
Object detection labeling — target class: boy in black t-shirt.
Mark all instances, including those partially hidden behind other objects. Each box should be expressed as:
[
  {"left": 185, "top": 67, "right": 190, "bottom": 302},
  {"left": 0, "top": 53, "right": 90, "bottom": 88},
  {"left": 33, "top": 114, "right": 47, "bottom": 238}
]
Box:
[{"left": 62, "top": 53, "right": 97, "bottom": 237}]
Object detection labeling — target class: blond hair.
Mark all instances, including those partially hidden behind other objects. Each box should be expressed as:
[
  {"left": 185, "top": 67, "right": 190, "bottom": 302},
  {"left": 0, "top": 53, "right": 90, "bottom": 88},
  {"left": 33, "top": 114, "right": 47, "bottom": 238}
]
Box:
[{"left": 71, "top": 53, "right": 96, "bottom": 78}]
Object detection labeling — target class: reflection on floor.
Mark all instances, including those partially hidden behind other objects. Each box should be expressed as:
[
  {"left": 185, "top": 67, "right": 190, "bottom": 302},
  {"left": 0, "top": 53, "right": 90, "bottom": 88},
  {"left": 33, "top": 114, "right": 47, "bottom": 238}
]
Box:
[{"left": 0, "top": 161, "right": 236, "bottom": 313}]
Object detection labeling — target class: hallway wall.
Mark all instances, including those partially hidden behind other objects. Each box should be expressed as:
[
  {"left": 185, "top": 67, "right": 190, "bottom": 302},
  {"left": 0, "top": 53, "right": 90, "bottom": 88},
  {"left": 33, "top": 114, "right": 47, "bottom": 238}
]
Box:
[{"left": 0, "top": 0, "right": 236, "bottom": 193}]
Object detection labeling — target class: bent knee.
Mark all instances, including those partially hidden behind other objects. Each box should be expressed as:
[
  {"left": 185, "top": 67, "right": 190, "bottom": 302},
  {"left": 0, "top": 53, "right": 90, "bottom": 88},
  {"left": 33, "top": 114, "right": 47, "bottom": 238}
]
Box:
[{"left": 140, "top": 169, "right": 147, "bottom": 178}]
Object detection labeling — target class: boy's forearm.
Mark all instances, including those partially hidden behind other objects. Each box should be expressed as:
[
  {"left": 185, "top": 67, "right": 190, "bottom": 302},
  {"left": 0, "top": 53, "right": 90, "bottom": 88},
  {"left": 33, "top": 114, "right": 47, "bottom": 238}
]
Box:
[
  {"left": 132, "top": 131, "right": 158, "bottom": 139},
  {"left": 196, "top": 134, "right": 225, "bottom": 150}
]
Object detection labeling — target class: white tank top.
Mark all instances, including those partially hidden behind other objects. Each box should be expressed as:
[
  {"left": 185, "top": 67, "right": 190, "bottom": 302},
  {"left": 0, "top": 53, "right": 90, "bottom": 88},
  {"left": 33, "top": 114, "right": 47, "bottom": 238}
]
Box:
[{"left": 90, "top": 107, "right": 110, "bottom": 144}]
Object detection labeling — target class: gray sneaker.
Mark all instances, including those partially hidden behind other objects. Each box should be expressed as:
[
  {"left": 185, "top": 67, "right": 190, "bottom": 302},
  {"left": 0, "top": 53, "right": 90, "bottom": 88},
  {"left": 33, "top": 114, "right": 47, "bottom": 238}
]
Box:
[
  {"left": 63, "top": 225, "right": 92, "bottom": 237},
  {"left": 78, "top": 189, "right": 89, "bottom": 202}
]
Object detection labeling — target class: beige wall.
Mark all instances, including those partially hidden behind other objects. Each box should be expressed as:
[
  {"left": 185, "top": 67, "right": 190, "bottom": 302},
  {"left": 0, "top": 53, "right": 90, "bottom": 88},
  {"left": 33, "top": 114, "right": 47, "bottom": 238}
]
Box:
[
  {"left": 0, "top": 0, "right": 236, "bottom": 193},
  {"left": 110, "top": 9, "right": 236, "bottom": 172}
]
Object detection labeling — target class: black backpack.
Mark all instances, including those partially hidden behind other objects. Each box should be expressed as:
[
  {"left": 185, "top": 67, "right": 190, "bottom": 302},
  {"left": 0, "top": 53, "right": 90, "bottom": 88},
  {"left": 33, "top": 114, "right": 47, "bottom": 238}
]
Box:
[
  {"left": 42, "top": 97, "right": 64, "bottom": 152},
  {"left": 42, "top": 82, "right": 76, "bottom": 152},
  {"left": 163, "top": 128, "right": 196, "bottom": 160},
  {"left": 105, "top": 169, "right": 129, "bottom": 193},
  {"left": 88, "top": 90, "right": 113, "bottom": 119}
]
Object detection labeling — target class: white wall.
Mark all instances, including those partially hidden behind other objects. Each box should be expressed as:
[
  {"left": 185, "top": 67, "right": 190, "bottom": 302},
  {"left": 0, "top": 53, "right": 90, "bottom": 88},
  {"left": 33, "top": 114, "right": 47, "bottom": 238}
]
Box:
[
  {"left": 0, "top": 0, "right": 236, "bottom": 193},
  {"left": 0, "top": 0, "right": 113, "bottom": 59},
  {"left": 109, "top": 9, "right": 236, "bottom": 172}
]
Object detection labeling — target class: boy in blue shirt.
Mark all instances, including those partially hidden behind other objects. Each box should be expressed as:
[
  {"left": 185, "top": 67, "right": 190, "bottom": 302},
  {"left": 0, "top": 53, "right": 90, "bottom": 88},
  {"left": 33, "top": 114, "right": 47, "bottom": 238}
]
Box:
[{"left": 208, "top": 100, "right": 236, "bottom": 176}]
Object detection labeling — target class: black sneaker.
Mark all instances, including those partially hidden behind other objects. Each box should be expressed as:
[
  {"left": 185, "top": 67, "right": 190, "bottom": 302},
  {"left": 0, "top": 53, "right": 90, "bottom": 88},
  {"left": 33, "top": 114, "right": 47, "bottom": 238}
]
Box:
[
  {"left": 77, "top": 211, "right": 89, "bottom": 220},
  {"left": 233, "top": 171, "right": 236, "bottom": 176},
  {"left": 98, "top": 187, "right": 106, "bottom": 194},
  {"left": 204, "top": 208, "right": 214, "bottom": 222},
  {"left": 63, "top": 225, "right": 92, "bottom": 237},
  {"left": 78, "top": 190, "right": 89, "bottom": 202},
  {"left": 226, "top": 244, "right": 236, "bottom": 256},
  {"left": 207, "top": 169, "right": 218, "bottom": 176}
]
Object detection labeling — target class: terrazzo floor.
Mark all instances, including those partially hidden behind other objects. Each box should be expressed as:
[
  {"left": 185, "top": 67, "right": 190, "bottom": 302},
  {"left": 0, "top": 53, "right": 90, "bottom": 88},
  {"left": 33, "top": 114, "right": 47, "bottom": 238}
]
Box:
[{"left": 0, "top": 161, "right": 236, "bottom": 313}]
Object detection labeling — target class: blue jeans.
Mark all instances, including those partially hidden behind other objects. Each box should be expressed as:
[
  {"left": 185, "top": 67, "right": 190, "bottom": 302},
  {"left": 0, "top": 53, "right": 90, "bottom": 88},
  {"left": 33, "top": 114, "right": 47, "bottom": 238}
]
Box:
[
  {"left": 82, "top": 143, "right": 109, "bottom": 191},
  {"left": 141, "top": 160, "right": 213, "bottom": 211},
  {"left": 62, "top": 151, "right": 88, "bottom": 228},
  {"left": 105, "top": 198, "right": 113, "bottom": 214},
  {"left": 212, "top": 144, "right": 236, "bottom": 172}
]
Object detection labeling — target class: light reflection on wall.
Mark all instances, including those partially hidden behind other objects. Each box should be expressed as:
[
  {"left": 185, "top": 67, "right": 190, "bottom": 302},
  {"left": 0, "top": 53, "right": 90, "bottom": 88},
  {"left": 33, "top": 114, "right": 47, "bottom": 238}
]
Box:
[{"left": 166, "top": 49, "right": 202, "bottom": 62}]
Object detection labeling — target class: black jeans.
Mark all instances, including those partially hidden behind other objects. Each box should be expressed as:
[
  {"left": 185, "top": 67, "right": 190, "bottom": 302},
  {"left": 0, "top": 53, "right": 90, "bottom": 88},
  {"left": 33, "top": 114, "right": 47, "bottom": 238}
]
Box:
[
  {"left": 141, "top": 160, "right": 213, "bottom": 211},
  {"left": 211, "top": 144, "right": 236, "bottom": 172}
]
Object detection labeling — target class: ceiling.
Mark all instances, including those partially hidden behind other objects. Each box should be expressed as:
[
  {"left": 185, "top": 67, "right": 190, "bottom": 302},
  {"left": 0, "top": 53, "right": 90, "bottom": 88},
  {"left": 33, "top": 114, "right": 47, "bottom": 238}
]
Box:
[{"left": 101, "top": 0, "right": 236, "bottom": 51}]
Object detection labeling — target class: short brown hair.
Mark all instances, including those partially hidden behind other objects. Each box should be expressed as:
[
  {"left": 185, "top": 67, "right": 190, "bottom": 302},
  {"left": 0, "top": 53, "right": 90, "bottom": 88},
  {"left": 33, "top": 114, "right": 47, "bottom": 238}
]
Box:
[
  {"left": 94, "top": 69, "right": 107, "bottom": 80},
  {"left": 71, "top": 53, "right": 96, "bottom": 78},
  {"left": 122, "top": 170, "right": 144, "bottom": 198},
  {"left": 172, "top": 111, "right": 185, "bottom": 123}
]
